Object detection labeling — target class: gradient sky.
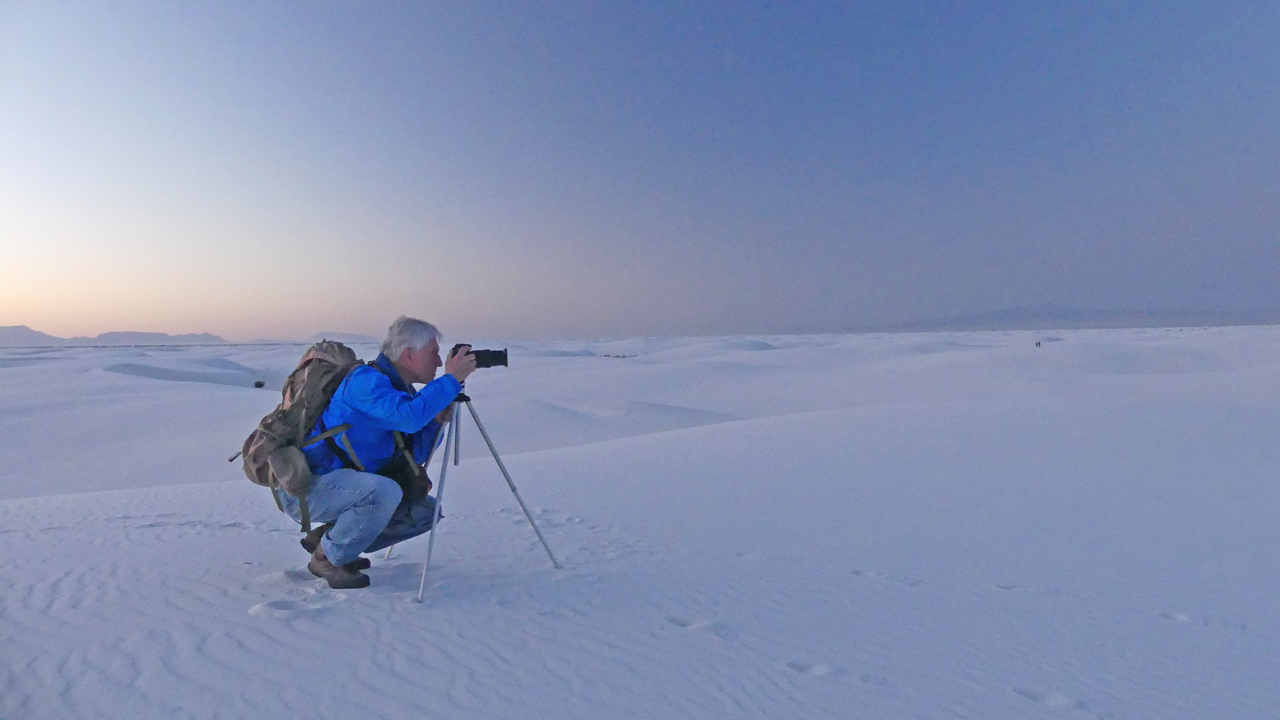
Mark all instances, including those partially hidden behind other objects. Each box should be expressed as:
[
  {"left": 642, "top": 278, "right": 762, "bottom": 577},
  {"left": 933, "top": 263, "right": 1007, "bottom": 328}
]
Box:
[{"left": 2, "top": 1, "right": 1278, "bottom": 340}]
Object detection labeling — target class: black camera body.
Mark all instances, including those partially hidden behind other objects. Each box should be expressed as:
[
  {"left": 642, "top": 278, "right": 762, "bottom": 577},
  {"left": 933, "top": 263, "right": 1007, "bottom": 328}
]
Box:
[{"left": 451, "top": 343, "right": 509, "bottom": 369}]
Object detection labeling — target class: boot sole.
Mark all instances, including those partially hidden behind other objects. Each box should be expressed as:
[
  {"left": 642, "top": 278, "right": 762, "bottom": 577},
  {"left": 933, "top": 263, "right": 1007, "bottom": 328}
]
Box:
[
  {"left": 323, "top": 574, "right": 370, "bottom": 589},
  {"left": 307, "top": 560, "right": 371, "bottom": 589}
]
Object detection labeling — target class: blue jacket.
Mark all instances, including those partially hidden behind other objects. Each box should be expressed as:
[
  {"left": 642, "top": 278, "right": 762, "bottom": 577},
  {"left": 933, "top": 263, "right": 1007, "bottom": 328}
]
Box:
[{"left": 301, "top": 353, "right": 463, "bottom": 476}]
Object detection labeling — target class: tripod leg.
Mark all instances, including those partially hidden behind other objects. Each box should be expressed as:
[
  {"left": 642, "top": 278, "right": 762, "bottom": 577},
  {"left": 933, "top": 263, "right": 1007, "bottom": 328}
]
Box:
[
  {"left": 465, "top": 401, "right": 562, "bottom": 569},
  {"left": 416, "top": 404, "right": 458, "bottom": 602},
  {"left": 453, "top": 402, "right": 461, "bottom": 466}
]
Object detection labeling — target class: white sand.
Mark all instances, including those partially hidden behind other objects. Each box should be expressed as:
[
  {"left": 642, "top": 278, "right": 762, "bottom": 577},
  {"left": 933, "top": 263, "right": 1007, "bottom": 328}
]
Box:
[{"left": 2, "top": 327, "right": 1278, "bottom": 718}]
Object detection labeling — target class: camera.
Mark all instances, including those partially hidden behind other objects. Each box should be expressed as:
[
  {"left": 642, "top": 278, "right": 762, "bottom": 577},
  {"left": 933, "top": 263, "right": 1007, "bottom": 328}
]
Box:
[{"left": 451, "top": 343, "right": 509, "bottom": 369}]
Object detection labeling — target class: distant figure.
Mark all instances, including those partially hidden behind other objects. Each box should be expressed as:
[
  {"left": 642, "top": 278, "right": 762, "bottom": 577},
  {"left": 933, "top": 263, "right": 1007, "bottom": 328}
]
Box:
[
  {"left": 1035, "top": 341, "right": 1041, "bottom": 347},
  {"left": 275, "top": 316, "right": 476, "bottom": 588}
]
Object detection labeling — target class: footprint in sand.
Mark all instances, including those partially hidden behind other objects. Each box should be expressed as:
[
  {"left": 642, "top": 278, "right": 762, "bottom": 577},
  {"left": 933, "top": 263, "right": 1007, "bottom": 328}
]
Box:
[
  {"left": 994, "top": 583, "right": 1075, "bottom": 598},
  {"left": 1014, "top": 688, "right": 1094, "bottom": 715},
  {"left": 1160, "top": 611, "right": 1247, "bottom": 631},
  {"left": 248, "top": 595, "right": 347, "bottom": 618},
  {"left": 786, "top": 660, "right": 844, "bottom": 678},
  {"left": 852, "top": 568, "right": 924, "bottom": 588},
  {"left": 125, "top": 519, "right": 248, "bottom": 530},
  {"left": 664, "top": 615, "right": 735, "bottom": 640},
  {"left": 254, "top": 568, "right": 318, "bottom": 587}
]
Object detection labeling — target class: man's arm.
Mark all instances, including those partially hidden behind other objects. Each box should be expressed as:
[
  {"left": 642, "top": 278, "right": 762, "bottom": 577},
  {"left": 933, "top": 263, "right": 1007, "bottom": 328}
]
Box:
[{"left": 340, "top": 366, "right": 462, "bottom": 433}]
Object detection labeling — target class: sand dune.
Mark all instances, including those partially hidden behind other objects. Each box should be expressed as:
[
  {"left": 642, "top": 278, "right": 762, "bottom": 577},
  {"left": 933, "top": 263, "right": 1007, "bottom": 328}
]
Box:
[{"left": 3, "top": 328, "right": 1280, "bottom": 718}]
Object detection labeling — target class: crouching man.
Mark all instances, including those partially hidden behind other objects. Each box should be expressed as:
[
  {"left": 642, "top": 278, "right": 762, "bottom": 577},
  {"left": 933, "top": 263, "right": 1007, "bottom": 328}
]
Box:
[{"left": 275, "top": 316, "right": 477, "bottom": 589}]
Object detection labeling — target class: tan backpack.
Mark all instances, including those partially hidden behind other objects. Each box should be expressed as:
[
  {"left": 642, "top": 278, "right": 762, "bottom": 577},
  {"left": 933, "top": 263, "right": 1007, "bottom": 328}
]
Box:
[{"left": 233, "top": 340, "right": 362, "bottom": 532}]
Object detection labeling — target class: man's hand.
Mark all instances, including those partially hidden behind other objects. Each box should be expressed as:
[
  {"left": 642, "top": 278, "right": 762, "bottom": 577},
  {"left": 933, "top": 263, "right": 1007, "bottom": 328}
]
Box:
[
  {"left": 445, "top": 344, "right": 477, "bottom": 383},
  {"left": 434, "top": 405, "right": 455, "bottom": 425}
]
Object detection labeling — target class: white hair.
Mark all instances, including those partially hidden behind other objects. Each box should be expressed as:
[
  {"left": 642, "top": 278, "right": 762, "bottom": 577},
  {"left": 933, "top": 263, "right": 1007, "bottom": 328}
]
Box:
[{"left": 380, "top": 316, "right": 443, "bottom": 359}]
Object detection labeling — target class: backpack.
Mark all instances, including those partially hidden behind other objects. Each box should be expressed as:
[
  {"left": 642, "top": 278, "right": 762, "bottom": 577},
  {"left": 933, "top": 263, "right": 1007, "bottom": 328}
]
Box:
[{"left": 233, "top": 340, "right": 362, "bottom": 532}]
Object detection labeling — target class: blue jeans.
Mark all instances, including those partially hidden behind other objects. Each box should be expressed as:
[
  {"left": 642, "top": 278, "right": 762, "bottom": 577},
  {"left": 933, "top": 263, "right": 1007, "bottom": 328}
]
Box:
[{"left": 275, "top": 468, "right": 439, "bottom": 566}]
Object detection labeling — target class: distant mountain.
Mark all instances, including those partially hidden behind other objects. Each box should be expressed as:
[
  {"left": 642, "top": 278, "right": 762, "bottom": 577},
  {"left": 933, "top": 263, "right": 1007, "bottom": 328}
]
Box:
[
  {"left": 0, "top": 325, "right": 70, "bottom": 347},
  {"left": 876, "top": 305, "right": 1280, "bottom": 332},
  {"left": 0, "top": 326, "right": 227, "bottom": 347},
  {"left": 71, "top": 331, "right": 227, "bottom": 345}
]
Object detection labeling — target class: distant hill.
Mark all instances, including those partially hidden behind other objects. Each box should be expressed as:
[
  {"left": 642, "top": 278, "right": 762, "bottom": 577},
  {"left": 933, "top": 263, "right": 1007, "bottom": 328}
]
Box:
[
  {"left": 0, "top": 325, "right": 70, "bottom": 347},
  {"left": 876, "top": 305, "right": 1280, "bottom": 332},
  {"left": 0, "top": 326, "right": 227, "bottom": 347},
  {"left": 72, "top": 331, "right": 227, "bottom": 345}
]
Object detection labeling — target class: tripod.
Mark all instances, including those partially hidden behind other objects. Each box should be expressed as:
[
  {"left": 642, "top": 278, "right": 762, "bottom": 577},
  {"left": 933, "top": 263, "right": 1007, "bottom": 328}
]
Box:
[{"left": 406, "top": 393, "right": 561, "bottom": 603}]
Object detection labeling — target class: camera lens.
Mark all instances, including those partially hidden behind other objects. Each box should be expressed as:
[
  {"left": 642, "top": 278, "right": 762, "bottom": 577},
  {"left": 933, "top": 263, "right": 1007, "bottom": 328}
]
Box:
[
  {"left": 472, "top": 349, "right": 508, "bottom": 368},
  {"left": 450, "top": 344, "right": 509, "bottom": 369}
]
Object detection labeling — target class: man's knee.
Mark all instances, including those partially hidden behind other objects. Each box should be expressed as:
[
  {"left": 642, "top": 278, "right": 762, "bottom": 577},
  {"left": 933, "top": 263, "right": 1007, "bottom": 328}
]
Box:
[{"left": 369, "top": 474, "right": 403, "bottom": 508}]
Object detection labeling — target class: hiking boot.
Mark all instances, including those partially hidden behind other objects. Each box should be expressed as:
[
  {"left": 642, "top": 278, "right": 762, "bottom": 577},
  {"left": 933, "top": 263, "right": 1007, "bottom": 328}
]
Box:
[
  {"left": 301, "top": 523, "right": 370, "bottom": 571},
  {"left": 307, "top": 544, "right": 370, "bottom": 589}
]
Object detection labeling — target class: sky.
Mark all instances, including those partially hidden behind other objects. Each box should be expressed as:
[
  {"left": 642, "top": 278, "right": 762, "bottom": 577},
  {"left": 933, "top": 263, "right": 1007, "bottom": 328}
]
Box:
[{"left": 2, "top": 1, "right": 1278, "bottom": 341}]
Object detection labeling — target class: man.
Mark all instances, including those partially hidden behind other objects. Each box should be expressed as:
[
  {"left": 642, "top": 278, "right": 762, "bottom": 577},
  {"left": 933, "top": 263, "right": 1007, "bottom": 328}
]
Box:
[{"left": 275, "top": 316, "right": 477, "bottom": 589}]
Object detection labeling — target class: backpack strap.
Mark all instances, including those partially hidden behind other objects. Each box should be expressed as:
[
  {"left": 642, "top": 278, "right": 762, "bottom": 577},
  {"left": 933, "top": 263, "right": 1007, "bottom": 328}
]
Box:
[
  {"left": 298, "top": 495, "right": 312, "bottom": 534},
  {"left": 270, "top": 487, "right": 312, "bottom": 534},
  {"left": 303, "top": 420, "right": 364, "bottom": 473},
  {"left": 335, "top": 430, "right": 366, "bottom": 472},
  {"left": 308, "top": 423, "right": 352, "bottom": 444},
  {"left": 288, "top": 420, "right": 352, "bottom": 533},
  {"left": 393, "top": 430, "right": 414, "bottom": 463}
]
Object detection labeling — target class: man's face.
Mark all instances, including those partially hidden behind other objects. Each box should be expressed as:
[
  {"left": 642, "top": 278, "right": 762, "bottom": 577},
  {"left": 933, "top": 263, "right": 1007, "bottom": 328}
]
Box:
[{"left": 401, "top": 338, "right": 441, "bottom": 385}]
